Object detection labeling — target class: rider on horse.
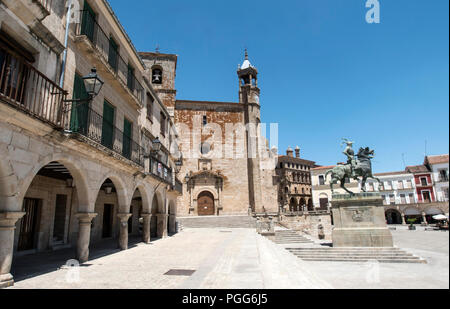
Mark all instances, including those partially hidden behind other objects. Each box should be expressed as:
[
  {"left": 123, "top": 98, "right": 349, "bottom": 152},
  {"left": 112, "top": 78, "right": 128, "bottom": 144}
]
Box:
[{"left": 342, "top": 139, "right": 357, "bottom": 179}]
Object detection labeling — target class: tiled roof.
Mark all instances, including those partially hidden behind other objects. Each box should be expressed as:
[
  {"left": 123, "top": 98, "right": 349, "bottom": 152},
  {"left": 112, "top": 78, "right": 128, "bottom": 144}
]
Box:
[
  {"left": 311, "top": 165, "right": 336, "bottom": 171},
  {"left": 425, "top": 154, "right": 449, "bottom": 165},
  {"left": 405, "top": 165, "right": 430, "bottom": 174},
  {"left": 374, "top": 171, "right": 409, "bottom": 177},
  {"left": 278, "top": 156, "right": 316, "bottom": 166}
]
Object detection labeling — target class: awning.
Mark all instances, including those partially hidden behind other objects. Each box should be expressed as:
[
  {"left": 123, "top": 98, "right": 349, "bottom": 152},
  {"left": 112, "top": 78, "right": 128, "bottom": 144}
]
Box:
[{"left": 432, "top": 214, "right": 448, "bottom": 221}]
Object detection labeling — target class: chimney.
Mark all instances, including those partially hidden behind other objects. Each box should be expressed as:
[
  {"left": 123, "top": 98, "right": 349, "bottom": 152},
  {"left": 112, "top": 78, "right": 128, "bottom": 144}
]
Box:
[
  {"left": 295, "top": 146, "right": 300, "bottom": 158},
  {"left": 286, "top": 147, "right": 294, "bottom": 158}
]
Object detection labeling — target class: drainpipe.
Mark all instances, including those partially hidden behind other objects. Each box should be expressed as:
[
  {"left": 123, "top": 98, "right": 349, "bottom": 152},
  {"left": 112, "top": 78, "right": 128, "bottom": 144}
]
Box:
[{"left": 59, "top": 0, "right": 73, "bottom": 88}]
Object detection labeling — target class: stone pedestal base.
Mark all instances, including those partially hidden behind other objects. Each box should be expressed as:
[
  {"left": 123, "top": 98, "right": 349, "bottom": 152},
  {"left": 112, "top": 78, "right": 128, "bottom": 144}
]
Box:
[
  {"left": 331, "top": 193, "right": 393, "bottom": 248},
  {"left": 0, "top": 273, "right": 14, "bottom": 288}
]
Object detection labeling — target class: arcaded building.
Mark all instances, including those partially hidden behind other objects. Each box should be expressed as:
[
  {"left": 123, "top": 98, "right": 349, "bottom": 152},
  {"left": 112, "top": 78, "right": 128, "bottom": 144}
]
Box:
[
  {"left": 276, "top": 147, "right": 316, "bottom": 212},
  {"left": 140, "top": 51, "right": 279, "bottom": 217},
  {"left": 0, "top": 0, "right": 182, "bottom": 288}
]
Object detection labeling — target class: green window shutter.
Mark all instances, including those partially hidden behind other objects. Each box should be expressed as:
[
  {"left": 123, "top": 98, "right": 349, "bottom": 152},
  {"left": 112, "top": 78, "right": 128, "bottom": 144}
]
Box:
[
  {"left": 123, "top": 118, "right": 132, "bottom": 159},
  {"left": 108, "top": 38, "right": 118, "bottom": 71},
  {"left": 81, "top": 0, "right": 96, "bottom": 42},
  {"left": 101, "top": 101, "right": 115, "bottom": 150},
  {"left": 70, "top": 73, "right": 89, "bottom": 134},
  {"left": 127, "top": 64, "right": 134, "bottom": 91}
]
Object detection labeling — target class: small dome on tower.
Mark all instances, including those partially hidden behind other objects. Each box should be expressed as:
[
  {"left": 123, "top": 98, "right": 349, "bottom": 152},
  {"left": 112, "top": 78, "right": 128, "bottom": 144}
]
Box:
[{"left": 240, "top": 49, "right": 254, "bottom": 70}]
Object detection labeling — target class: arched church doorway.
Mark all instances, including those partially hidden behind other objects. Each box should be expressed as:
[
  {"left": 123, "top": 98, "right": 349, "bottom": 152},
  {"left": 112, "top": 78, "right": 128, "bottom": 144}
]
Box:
[{"left": 197, "top": 191, "right": 215, "bottom": 216}]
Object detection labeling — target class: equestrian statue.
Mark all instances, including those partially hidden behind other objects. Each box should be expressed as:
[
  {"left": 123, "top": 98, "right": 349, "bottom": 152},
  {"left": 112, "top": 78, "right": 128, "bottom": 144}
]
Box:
[{"left": 325, "top": 139, "right": 381, "bottom": 195}]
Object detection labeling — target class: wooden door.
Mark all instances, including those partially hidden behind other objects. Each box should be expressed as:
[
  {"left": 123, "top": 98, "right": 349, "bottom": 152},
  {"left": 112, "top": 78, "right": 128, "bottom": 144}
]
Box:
[
  {"left": 197, "top": 192, "right": 215, "bottom": 216},
  {"left": 18, "top": 198, "right": 40, "bottom": 251}
]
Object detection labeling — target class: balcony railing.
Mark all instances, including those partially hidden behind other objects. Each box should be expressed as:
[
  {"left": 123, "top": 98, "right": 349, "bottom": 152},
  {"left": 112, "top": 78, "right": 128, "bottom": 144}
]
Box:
[
  {"left": 0, "top": 47, "right": 66, "bottom": 128},
  {"left": 149, "top": 156, "right": 173, "bottom": 185},
  {"left": 63, "top": 105, "right": 144, "bottom": 167},
  {"left": 76, "top": 10, "right": 144, "bottom": 104},
  {"left": 438, "top": 176, "right": 449, "bottom": 183}
]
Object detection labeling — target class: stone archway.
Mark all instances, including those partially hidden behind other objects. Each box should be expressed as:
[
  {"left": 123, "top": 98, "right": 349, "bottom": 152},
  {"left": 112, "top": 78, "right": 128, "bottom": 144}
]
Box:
[
  {"left": 289, "top": 198, "right": 298, "bottom": 212},
  {"left": 197, "top": 191, "right": 215, "bottom": 216},
  {"left": 385, "top": 209, "right": 402, "bottom": 225}
]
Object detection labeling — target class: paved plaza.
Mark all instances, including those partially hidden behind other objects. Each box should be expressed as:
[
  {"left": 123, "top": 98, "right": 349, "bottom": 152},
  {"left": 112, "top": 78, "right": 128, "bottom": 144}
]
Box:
[{"left": 7, "top": 228, "right": 449, "bottom": 289}]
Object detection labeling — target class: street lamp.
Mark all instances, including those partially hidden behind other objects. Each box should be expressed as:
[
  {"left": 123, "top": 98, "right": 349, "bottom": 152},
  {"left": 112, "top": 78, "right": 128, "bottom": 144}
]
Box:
[
  {"left": 151, "top": 137, "right": 162, "bottom": 156},
  {"left": 83, "top": 68, "right": 104, "bottom": 98},
  {"left": 175, "top": 153, "right": 183, "bottom": 174}
]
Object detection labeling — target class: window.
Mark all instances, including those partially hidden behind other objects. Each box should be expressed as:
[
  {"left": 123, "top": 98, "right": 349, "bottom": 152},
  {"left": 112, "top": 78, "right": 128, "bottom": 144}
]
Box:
[
  {"left": 152, "top": 68, "right": 162, "bottom": 84},
  {"left": 406, "top": 180, "right": 413, "bottom": 189},
  {"left": 200, "top": 142, "right": 211, "bottom": 155},
  {"left": 203, "top": 115, "right": 207, "bottom": 126},
  {"left": 101, "top": 100, "right": 115, "bottom": 150},
  {"left": 439, "top": 170, "right": 449, "bottom": 182},
  {"left": 400, "top": 194, "right": 406, "bottom": 204},
  {"left": 420, "top": 177, "right": 428, "bottom": 186},
  {"left": 409, "top": 193, "right": 415, "bottom": 204},
  {"left": 160, "top": 112, "right": 166, "bottom": 137},
  {"left": 122, "top": 118, "right": 132, "bottom": 160},
  {"left": 319, "top": 175, "right": 325, "bottom": 186},
  {"left": 127, "top": 64, "right": 135, "bottom": 91},
  {"left": 389, "top": 194, "right": 395, "bottom": 204},
  {"left": 108, "top": 37, "right": 118, "bottom": 71},
  {"left": 146, "top": 93, "right": 153, "bottom": 122},
  {"left": 397, "top": 181, "right": 404, "bottom": 190},
  {"left": 81, "top": 0, "right": 96, "bottom": 42}
]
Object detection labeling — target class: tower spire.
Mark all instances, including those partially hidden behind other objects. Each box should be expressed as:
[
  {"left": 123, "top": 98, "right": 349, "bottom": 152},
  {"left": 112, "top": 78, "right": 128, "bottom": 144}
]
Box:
[{"left": 245, "top": 48, "right": 249, "bottom": 60}]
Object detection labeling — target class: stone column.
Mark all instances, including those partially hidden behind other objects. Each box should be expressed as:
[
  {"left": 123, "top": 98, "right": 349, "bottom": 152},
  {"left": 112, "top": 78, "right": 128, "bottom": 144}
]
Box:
[
  {"left": 0, "top": 212, "right": 25, "bottom": 288},
  {"left": 401, "top": 213, "right": 406, "bottom": 225},
  {"left": 75, "top": 213, "right": 97, "bottom": 264},
  {"left": 117, "top": 213, "right": 132, "bottom": 250},
  {"left": 156, "top": 214, "right": 169, "bottom": 238},
  {"left": 422, "top": 212, "right": 428, "bottom": 225},
  {"left": 141, "top": 214, "right": 152, "bottom": 244},
  {"left": 169, "top": 214, "right": 176, "bottom": 234}
]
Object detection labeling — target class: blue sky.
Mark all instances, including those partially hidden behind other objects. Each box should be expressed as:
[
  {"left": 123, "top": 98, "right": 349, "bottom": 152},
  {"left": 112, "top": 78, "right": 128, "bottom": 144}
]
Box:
[{"left": 108, "top": 0, "right": 449, "bottom": 173}]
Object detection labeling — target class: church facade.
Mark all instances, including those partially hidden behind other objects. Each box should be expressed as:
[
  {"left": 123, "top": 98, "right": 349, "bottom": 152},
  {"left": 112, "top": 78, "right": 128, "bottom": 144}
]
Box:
[{"left": 140, "top": 51, "right": 279, "bottom": 217}]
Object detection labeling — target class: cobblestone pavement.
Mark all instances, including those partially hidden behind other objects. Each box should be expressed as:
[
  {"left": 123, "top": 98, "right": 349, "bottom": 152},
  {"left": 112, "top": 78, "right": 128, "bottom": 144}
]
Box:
[{"left": 7, "top": 228, "right": 449, "bottom": 289}]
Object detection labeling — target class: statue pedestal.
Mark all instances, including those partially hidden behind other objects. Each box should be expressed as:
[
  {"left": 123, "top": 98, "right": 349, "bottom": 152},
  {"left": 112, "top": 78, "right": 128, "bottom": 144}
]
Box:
[{"left": 331, "top": 193, "right": 393, "bottom": 248}]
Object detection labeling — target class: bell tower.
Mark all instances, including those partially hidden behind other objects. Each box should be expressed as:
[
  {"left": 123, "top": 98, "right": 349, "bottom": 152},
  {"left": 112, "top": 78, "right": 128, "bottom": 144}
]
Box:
[
  {"left": 238, "top": 50, "right": 264, "bottom": 214},
  {"left": 238, "top": 49, "right": 260, "bottom": 107}
]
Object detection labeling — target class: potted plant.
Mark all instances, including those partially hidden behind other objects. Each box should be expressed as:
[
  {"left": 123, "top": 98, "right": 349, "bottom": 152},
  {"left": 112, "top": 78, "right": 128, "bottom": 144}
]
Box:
[{"left": 407, "top": 218, "right": 417, "bottom": 230}]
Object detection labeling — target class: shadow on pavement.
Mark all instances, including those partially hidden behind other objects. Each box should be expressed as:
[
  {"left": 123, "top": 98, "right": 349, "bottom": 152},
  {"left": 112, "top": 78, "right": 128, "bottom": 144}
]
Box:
[{"left": 11, "top": 236, "right": 144, "bottom": 283}]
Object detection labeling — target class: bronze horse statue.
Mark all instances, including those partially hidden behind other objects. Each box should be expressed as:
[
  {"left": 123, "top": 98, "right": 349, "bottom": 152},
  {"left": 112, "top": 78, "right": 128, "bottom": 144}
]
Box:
[{"left": 325, "top": 147, "right": 381, "bottom": 195}]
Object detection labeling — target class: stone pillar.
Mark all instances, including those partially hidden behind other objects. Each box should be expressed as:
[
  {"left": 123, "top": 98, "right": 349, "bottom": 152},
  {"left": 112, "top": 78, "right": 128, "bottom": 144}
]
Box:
[
  {"left": 401, "top": 213, "right": 406, "bottom": 225},
  {"left": 141, "top": 214, "right": 152, "bottom": 244},
  {"left": 156, "top": 214, "right": 169, "bottom": 238},
  {"left": 117, "top": 213, "right": 132, "bottom": 250},
  {"left": 0, "top": 212, "right": 25, "bottom": 288},
  {"left": 75, "top": 213, "right": 97, "bottom": 264},
  {"left": 422, "top": 212, "right": 428, "bottom": 225},
  {"left": 169, "top": 214, "right": 176, "bottom": 234}
]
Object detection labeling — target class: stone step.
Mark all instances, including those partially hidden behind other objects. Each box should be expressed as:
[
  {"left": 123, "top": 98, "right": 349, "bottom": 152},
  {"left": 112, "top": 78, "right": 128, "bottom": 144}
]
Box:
[
  {"left": 290, "top": 252, "right": 414, "bottom": 256},
  {"left": 287, "top": 247, "right": 403, "bottom": 251},
  {"left": 299, "top": 258, "right": 427, "bottom": 264},
  {"left": 292, "top": 253, "right": 417, "bottom": 258}
]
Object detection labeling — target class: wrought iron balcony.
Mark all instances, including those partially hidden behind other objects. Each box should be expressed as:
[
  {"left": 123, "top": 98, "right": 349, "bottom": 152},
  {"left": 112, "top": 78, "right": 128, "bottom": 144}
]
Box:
[
  {"left": 62, "top": 105, "right": 145, "bottom": 167},
  {"left": 75, "top": 10, "right": 144, "bottom": 105},
  {"left": 149, "top": 156, "right": 173, "bottom": 185},
  {"left": 0, "top": 47, "right": 66, "bottom": 128}
]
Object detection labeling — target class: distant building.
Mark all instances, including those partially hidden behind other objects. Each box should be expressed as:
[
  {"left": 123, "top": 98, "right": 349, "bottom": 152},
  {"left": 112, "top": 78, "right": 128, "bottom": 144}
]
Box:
[
  {"left": 424, "top": 155, "right": 449, "bottom": 203},
  {"left": 276, "top": 147, "right": 316, "bottom": 212},
  {"left": 311, "top": 155, "right": 449, "bottom": 225}
]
